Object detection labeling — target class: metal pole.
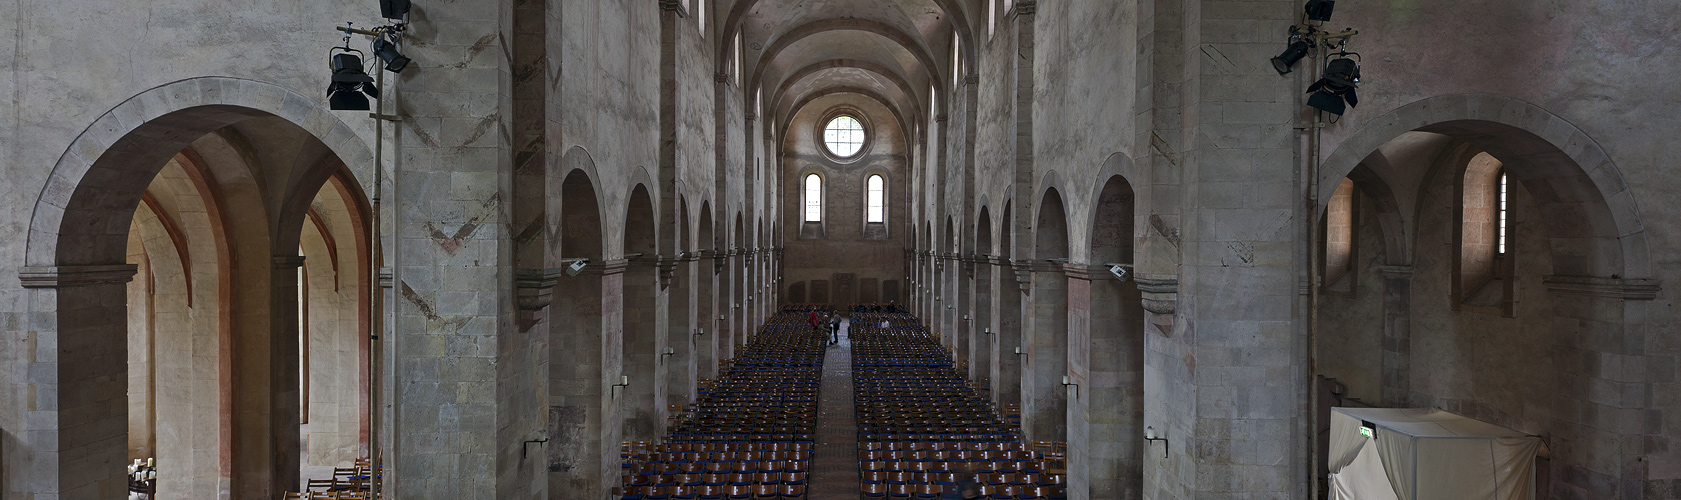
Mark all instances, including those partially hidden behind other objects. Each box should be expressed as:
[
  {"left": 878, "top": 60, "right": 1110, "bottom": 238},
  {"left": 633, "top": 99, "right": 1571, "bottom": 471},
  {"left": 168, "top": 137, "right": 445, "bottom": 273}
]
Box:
[{"left": 369, "top": 65, "right": 384, "bottom": 500}]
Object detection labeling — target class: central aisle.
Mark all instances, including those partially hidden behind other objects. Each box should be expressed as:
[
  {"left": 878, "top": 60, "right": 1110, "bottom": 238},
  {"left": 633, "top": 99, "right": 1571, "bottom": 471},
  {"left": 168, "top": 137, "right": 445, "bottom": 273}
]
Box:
[{"left": 808, "top": 319, "right": 856, "bottom": 499}]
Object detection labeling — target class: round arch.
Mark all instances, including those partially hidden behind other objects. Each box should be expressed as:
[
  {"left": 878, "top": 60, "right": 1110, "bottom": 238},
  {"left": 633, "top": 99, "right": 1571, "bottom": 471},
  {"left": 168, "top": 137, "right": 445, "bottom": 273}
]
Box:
[
  {"left": 26, "top": 77, "right": 375, "bottom": 268},
  {"left": 1317, "top": 94, "right": 1649, "bottom": 278}
]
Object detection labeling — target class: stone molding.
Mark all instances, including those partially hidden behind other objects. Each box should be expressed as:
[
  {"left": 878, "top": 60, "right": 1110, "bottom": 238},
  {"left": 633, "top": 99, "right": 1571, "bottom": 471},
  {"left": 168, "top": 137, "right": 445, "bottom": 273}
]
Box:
[
  {"left": 1379, "top": 265, "right": 1415, "bottom": 279},
  {"left": 514, "top": 267, "right": 565, "bottom": 331},
  {"left": 964, "top": 75, "right": 979, "bottom": 85},
  {"left": 658, "top": 0, "right": 687, "bottom": 14},
  {"left": 378, "top": 267, "right": 393, "bottom": 289},
  {"left": 716, "top": 73, "right": 730, "bottom": 83},
  {"left": 18, "top": 264, "right": 139, "bottom": 288},
  {"left": 1014, "top": 1, "right": 1037, "bottom": 16},
  {"left": 1135, "top": 274, "right": 1179, "bottom": 315},
  {"left": 272, "top": 255, "right": 306, "bottom": 269},
  {"left": 1542, "top": 275, "right": 1661, "bottom": 301}
]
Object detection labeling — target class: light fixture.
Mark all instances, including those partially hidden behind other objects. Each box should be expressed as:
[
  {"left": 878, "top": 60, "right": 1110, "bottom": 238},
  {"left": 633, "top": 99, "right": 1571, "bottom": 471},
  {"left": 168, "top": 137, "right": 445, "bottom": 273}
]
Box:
[
  {"left": 327, "top": 48, "right": 377, "bottom": 111},
  {"left": 373, "top": 37, "right": 411, "bottom": 73},
  {"left": 565, "top": 258, "right": 590, "bottom": 276},
  {"left": 1061, "top": 375, "right": 1080, "bottom": 397},
  {"left": 962, "top": 314, "right": 970, "bottom": 321},
  {"left": 610, "top": 375, "right": 630, "bottom": 397},
  {"left": 1306, "top": 53, "right": 1361, "bottom": 116},
  {"left": 661, "top": 347, "right": 676, "bottom": 360},
  {"left": 1271, "top": 36, "right": 1311, "bottom": 75},
  {"left": 1304, "top": 0, "right": 1335, "bottom": 22},
  {"left": 380, "top": 0, "right": 410, "bottom": 19},
  {"left": 1014, "top": 347, "right": 1026, "bottom": 357},
  {"left": 1145, "top": 426, "right": 1169, "bottom": 457},
  {"left": 983, "top": 327, "right": 993, "bottom": 336},
  {"left": 1108, "top": 264, "right": 1130, "bottom": 281},
  {"left": 695, "top": 328, "right": 706, "bottom": 337}
]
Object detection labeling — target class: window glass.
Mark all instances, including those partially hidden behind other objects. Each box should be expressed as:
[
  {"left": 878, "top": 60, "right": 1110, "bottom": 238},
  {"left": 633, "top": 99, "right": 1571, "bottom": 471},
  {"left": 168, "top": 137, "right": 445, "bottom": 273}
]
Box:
[
  {"left": 1497, "top": 172, "right": 1508, "bottom": 255},
  {"left": 867, "top": 175, "right": 885, "bottom": 223},
  {"left": 823, "top": 116, "right": 865, "bottom": 157},
  {"left": 804, "top": 174, "right": 823, "bottom": 222}
]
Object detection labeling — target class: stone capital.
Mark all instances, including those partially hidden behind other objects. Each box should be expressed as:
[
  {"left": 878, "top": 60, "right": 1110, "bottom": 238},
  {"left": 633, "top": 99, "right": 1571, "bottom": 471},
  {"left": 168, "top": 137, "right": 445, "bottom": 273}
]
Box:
[
  {"left": 378, "top": 267, "right": 394, "bottom": 289},
  {"left": 1542, "top": 275, "right": 1660, "bottom": 301},
  {"left": 18, "top": 264, "right": 139, "bottom": 288}
]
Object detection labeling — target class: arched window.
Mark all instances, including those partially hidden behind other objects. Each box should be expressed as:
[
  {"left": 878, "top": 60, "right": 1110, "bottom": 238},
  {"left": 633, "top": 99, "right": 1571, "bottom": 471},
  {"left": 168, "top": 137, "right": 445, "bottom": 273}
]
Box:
[
  {"left": 697, "top": 0, "right": 706, "bottom": 38},
  {"left": 804, "top": 174, "right": 823, "bottom": 222},
  {"left": 1455, "top": 152, "right": 1515, "bottom": 316},
  {"left": 1322, "top": 178, "right": 1357, "bottom": 291},
  {"left": 867, "top": 175, "right": 886, "bottom": 223}
]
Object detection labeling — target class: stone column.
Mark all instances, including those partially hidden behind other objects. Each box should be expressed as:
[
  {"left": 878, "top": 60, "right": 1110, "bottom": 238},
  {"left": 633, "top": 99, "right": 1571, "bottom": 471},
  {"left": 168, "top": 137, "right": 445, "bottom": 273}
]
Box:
[
  {"left": 389, "top": 0, "right": 517, "bottom": 496},
  {"left": 1541, "top": 275, "right": 1660, "bottom": 499},
  {"left": 269, "top": 255, "right": 306, "bottom": 495},
  {"left": 1143, "top": 0, "right": 1308, "bottom": 496},
  {"left": 970, "top": 256, "right": 994, "bottom": 388},
  {"left": 14, "top": 265, "right": 138, "bottom": 500},
  {"left": 1021, "top": 260, "right": 1068, "bottom": 443}
]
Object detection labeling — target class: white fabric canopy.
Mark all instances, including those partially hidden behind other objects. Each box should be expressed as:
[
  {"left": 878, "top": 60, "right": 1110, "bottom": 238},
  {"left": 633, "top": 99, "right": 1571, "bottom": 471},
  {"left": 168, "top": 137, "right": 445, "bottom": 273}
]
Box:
[{"left": 1328, "top": 408, "right": 1541, "bottom": 500}]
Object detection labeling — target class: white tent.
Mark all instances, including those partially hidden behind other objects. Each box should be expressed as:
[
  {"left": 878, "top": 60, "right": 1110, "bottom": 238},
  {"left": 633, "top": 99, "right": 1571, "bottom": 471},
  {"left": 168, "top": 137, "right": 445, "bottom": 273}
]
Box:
[{"left": 1328, "top": 408, "right": 1542, "bottom": 500}]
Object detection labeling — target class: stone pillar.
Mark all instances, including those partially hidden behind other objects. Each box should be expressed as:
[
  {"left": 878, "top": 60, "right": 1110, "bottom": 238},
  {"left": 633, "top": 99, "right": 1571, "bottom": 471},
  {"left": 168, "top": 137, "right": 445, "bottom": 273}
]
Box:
[
  {"left": 1021, "top": 260, "right": 1068, "bottom": 443},
  {"left": 1378, "top": 265, "right": 1413, "bottom": 406},
  {"left": 664, "top": 256, "right": 696, "bottom": 406},
  {"left": 1068, "top": 265, "right": 1145, "bottom": 500},
  {"left": 970, "top": 257, "right": 994, "bottom": 388},
  {"left": 269, "top": 255, "right": 305, "bottom": 494},
  {"left": 13, "top": 265, "right": 138, "bottom": 500},
  {"left": 1541, "top": 275, "right": 1660, "bottom": 499},
  {"left": 389, "top": 0, "right": 516, "bottom": 496},
  {"left": 992, "top": 262, "right": 1025, "bottom": 407}
]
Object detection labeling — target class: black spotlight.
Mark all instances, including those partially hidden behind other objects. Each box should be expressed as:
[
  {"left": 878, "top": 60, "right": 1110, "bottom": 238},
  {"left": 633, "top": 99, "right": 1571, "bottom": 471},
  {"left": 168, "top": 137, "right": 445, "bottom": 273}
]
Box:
[
  {"left": 373, "top": 37, "right": 411, "bottom": 73},
  {"left": 1305, "top": 54, "right": 1360, "bottom": 116},
  {"left": 380, "top": 0, "right": 410, "bottom": 20},
  {"left": 328, "top": 50, "right": 378, "bottom": 111},
  {"left": 1271, "top": 39, "right": 1312, "bottom": 75},
  {"left": 1304, "top": 0, "right": 1335, "bottom": 22}
]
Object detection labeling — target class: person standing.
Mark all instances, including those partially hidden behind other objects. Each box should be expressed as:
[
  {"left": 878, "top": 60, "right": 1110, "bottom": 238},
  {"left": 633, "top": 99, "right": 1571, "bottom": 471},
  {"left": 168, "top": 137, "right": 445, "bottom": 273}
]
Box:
[
  {"left": 828, "top": 315, "right": 840, "bottom": 345},
  {"left": 808, "top": 310, "right": 819, "bottom": 335}
]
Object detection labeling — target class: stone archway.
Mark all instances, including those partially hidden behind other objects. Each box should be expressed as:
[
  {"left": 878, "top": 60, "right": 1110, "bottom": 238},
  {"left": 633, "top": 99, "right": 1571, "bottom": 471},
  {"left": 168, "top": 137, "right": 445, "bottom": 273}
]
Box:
[{"left": 15, "top": 77, "right": 375, "bottom": 500}]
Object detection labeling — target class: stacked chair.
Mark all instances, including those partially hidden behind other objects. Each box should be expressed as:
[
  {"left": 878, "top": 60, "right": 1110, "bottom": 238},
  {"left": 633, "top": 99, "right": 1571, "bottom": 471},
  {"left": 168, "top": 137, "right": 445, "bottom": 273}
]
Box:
[
  {"left": 128, "top": 458, "right": 157, "bottom": 499},
  {"left": 851, "top": 312, "right": 1067, "bottom": 500},
  {"left": 615, "top": 310, "right": 828, "bottom": 500}
]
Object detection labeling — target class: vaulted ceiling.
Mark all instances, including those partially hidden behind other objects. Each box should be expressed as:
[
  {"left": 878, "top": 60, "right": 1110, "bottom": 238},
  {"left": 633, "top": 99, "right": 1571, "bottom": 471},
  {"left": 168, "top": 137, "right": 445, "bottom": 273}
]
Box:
[{"left": 718, "top": 0, "right": 975, "bottom": 140}]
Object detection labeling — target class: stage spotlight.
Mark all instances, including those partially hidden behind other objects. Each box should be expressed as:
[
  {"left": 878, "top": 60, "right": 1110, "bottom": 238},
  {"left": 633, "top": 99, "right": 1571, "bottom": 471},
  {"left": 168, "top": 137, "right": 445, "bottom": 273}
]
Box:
[
  {"left": 1108, "top": 264, "right": 1130, "bottom": 281},
  {"left": 565, "top": 259, "right": 590, "bottom": 276},
  {"left": 1304, "top": 0, "right": 1335, "bottom": 22},
  {"left": 1271, "top": 39, "right": 1311, "bottom": 75},
  {"left": 380, "top": 0, "right": 410, "bottom": 20},
  {"left": 1305, "top": 54, "right": 1360, "bottom": 116},
  {"left": 328, "top": 50, "right": 377, "bottom": 111},
  {"left": 373, "top": 37, "right": 411, "bottom": 73}
]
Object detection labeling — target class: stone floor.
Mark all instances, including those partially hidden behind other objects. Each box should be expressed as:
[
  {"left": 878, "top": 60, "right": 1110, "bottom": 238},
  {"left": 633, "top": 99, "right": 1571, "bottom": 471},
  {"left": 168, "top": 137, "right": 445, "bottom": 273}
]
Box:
[{"left": 809, "top": 318, "right": 857, "bottom": 500}]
